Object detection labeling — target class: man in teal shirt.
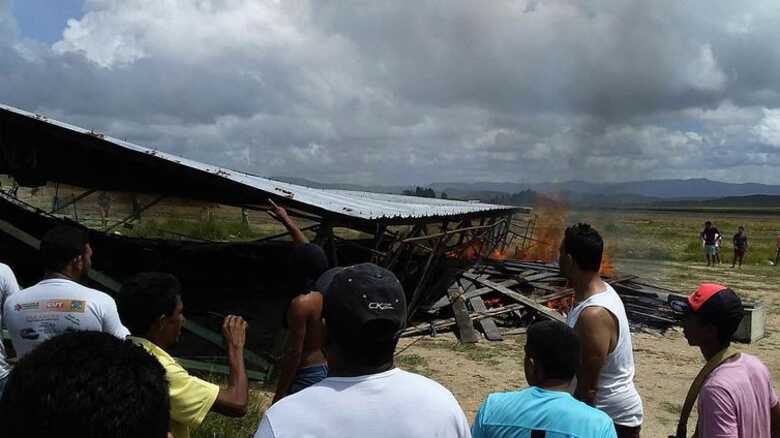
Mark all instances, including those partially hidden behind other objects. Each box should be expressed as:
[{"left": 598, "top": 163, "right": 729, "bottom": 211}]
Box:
[{"left": 472, "top": 320, "right": 616, "bottom": 438}]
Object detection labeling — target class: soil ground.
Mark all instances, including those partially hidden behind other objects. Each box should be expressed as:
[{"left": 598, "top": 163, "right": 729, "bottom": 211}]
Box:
[{"left": 196, "top": 256, "right": 779, "bottom": 438}]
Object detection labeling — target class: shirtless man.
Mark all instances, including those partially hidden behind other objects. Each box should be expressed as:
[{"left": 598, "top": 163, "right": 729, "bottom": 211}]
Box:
[{"left": 268, "top": 200, "right": 329, "bottom": 403}]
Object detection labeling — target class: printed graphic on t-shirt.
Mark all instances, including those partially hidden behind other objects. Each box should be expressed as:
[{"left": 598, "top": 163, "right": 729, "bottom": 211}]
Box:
[
  {"left": 13, "top": 299, "right": 90, "bottom": 337},
  {"left": 14, "top": 299, "right": 86, "bottom": 313}
]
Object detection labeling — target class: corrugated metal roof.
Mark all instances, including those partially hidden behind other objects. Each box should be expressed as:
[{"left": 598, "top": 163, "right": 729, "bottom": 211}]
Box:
[{"left": 0, "top": 103, "right": 525, "bottom": 221}]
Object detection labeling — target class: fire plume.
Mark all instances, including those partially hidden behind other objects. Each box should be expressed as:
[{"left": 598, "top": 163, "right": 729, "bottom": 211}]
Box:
[
  {"left": 600, "top": 246, "right": 614, "bottom": 277},
  {"left": 517, "top": 194, "right": 567, "bottom": 263}
]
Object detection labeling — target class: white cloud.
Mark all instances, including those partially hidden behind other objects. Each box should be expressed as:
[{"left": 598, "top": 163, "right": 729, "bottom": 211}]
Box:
[
  {"left": 752, "top": 108, "right": 780, "bottom": 147},
  {"left": 2, "top": 0, "right": 780, "bottom": 185}
]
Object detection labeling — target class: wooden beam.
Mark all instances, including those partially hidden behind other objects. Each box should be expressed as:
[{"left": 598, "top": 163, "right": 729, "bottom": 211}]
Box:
[
  {"left": 49, "top": 188, "right": 97, "bottom": 214},
  {"left": 462, "top": 272, "right": 565, "bottom": 322},
  {"left": 427, "top": 279, "right": 519, "bottom": 311},
  {"left": 469, "top": 297, "right": 502, "bottom": 341},
  {"left": 446, "top": 283, "right": 480, "bottom": 343},
  {"left": 402, "top": 303, "right": 524, "bottom": 337}
]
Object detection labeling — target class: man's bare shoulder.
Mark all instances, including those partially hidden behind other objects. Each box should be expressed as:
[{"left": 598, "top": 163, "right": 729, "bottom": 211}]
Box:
[
  {"left": 289, "top": 292, "right": 323, "bottom": 316},
  {"left": 575, "top": 306, "right": 615, "bottom": 330}
]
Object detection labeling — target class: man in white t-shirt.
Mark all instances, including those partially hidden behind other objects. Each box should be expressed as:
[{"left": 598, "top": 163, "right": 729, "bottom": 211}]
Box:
[
  {"left": 4, "top": 225, "right": 129, "bottom": 358},
  {"left": 255, "top": 263, "right": 471, "bottom": 438},
  {"left": 0, "top": 262, "right": 20, "bottom": 394}
]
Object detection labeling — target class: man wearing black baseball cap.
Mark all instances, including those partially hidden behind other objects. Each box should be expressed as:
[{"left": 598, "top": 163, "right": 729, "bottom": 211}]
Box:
[
  {"left": 670, "top": 284, "right": 779, "bottom": 438},
  {"left": 254, "top": 263, "right": 471, "bottom": 438}
]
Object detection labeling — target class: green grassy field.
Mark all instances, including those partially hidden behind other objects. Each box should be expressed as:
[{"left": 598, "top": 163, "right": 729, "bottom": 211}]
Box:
[{"left": 573, "top": 209, "right": 779, "bottom": 266}]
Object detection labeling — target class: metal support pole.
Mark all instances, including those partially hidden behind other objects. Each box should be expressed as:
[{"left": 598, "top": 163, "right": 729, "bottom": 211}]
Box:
[
  {"left": 104, "top": 195, "right": 166, "bottom": 233},
  {"left": 49, "top": 189, "right": 97, "bottom": 214}
]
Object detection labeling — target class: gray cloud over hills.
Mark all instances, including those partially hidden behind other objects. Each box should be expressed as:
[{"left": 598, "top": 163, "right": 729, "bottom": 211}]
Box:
[{"left": 2, "top": 0, "right": 780, "bottom": 185}]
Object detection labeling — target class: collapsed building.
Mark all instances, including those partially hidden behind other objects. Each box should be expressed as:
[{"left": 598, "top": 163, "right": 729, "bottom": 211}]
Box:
[{"left": 0, "top": 103, "right": 531, "bottom": 379}]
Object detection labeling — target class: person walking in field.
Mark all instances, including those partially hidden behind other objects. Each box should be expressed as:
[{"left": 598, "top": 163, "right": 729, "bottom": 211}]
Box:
[
  {"left": 700, "top": 221, "right": 720, "bottom": 267},
  {"left": 731, "top": 226, "right": 748, "bottom": 268},
  {"left": 714, "top": 233, "right": 723, "bottom": 265}
]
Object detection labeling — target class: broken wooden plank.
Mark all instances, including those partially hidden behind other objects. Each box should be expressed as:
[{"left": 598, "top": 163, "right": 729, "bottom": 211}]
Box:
[
  {"left": 462, "top": 272, "right": 565, "bottom": 322},
  {"left": 428, "top": 279, "right": 519, "bottom": 311},
  {"left": 534, "top": 288, "right": 576, "bottom": 303},
  {"left": 521, "top": 272, "right": 561, "bottom": 282},
  {"left": 469, "top": 297, "right": 503, "bottom": 341},
  {"left": 402, "top": 303, "right": 525, "bottom": 337},
  {"left": 447, "top": 284, "right": 480, "bottom": 343}
]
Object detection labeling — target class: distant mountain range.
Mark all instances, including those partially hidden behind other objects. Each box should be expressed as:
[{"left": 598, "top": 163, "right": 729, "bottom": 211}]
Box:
[
  {"left": 270, "top": 176, "right": 780, "bottom": 206},
  {"left": 428, "top": 178, "right": 780, "bottom": 199}
]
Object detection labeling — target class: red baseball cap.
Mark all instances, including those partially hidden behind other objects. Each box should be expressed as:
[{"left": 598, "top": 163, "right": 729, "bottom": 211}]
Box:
[
  {"left": 670, "top": 283, "right": 743, "bottom": 326},
  {"left": 688, "top": 283, "right": 730, "bottom": 312}
]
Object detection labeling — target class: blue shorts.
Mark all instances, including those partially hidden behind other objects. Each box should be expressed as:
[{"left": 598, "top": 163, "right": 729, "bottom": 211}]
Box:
[
  {"left": 704, "top": 245, "right": 717, "bottom": 256},
  {"left": 288, "top": 363, "right": 328, "bottom": 395}
]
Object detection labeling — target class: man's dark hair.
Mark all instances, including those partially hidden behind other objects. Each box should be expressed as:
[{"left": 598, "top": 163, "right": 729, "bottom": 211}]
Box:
[
  {"left": 705, "top": 221, "right": 712, "bottom": 226},
  {"left": 40, "top": 225, "right": 90, "bottom": 271},
  {"left": 563, "top": 223, "right": 603, "bottom": 272},
  {"left": 0, "top": 331, "right": 170, "bottom": 437},
  {"left": 526, "top": 320, "right": 581, "bottom": 380},
  {"left": 288, "top": 243, "right": 329, "bottom": 294},
  {"left": 118, "top": 272, "right": 181, "bottom": 336}
]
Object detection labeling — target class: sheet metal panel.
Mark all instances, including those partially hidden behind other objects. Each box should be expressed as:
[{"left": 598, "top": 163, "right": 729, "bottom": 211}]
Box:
[{"left": 0, "top": 103, "right": 524, "bottom": 221}]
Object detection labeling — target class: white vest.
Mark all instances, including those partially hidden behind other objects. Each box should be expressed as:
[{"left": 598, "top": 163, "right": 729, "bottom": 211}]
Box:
[{"left": 566, "top": 282, "right": 644, "bottom": 427}]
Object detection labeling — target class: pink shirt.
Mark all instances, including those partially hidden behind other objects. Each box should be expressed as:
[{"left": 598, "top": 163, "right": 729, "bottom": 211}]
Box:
[{"left": 698, "top": 353, "right": 778, "bottom": 438}]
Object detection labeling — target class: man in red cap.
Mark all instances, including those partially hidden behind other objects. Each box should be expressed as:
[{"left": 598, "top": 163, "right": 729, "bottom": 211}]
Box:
[{"left": 670, "top": 284, "right": 780, "bottom": 438}]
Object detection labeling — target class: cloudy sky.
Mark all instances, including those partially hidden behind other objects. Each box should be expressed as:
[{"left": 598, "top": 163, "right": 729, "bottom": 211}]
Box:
[{"left": 2, "top": 0, "right": 780, "bottom": 186}]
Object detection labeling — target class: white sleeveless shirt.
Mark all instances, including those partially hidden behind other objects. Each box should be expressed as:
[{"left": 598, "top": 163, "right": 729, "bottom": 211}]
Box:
[{"left": 566, "top": 282, "right": 644, "bottom": 427}]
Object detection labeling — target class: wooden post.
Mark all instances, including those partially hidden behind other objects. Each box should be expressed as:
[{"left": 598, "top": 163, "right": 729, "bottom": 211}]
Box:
[{"left": 447, "top": 282, "right": 480, "bottom": 343}]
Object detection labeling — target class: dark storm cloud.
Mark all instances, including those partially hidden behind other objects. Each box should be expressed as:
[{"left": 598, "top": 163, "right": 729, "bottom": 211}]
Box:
[{"left": 1, "top": 0, "right": 780, "bottom": 185}]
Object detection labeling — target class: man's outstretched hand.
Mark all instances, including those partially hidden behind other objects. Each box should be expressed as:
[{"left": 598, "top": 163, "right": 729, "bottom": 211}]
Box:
[
  {"left": 266, "top": 198, "right": 308, "bottom": 243},
  {"left": 267, "top": 198, "right": 291, "bottom": 224}
]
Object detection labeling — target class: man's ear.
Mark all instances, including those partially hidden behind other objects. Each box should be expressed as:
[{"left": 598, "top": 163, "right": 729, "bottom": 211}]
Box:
[{"left": 563, "top": 252, "right": 575, "bottom": 268}]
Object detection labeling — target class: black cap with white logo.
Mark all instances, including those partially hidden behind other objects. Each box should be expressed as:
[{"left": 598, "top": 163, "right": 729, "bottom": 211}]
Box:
[{"left": 321, "top": 263, "right": 407, "bottom": 343}]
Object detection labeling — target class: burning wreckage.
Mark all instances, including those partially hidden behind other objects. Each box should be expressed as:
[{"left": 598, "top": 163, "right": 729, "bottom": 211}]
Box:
[{"left": 0, "top": 103, "right": 764, "bottom": 381}]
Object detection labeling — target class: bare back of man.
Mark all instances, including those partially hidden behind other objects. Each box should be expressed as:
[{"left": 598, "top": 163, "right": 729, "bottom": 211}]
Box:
[
  {"left": 292, "top": 291, "right": 326, "bottom": 369},
  {"left": 273, "top": 290, "right": 327, "bottom": 403}
]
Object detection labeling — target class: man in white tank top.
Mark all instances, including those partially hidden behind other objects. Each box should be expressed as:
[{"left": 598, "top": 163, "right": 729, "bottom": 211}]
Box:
[{"left": 559, "top": 223, "right": 643, "bottom": 437}]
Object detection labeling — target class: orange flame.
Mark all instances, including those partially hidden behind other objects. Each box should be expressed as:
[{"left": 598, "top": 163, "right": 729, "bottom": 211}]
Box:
[
  {"left": 489, "top": 249, "right": 507, "bottom": 261},
  {"left": 600, "top": 246, "right": 614, "bottom": 277},
  {"left": 447, "top": 239, "right": 484, "bottom": 261},
  {"left": 517, "top": 194, "right": 567, "bottom": 263}
]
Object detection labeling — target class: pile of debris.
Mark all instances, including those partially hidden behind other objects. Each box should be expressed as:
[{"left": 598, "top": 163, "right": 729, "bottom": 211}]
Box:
[{"left": 403, "top": 259, "right": 684, "bottom": 342}]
